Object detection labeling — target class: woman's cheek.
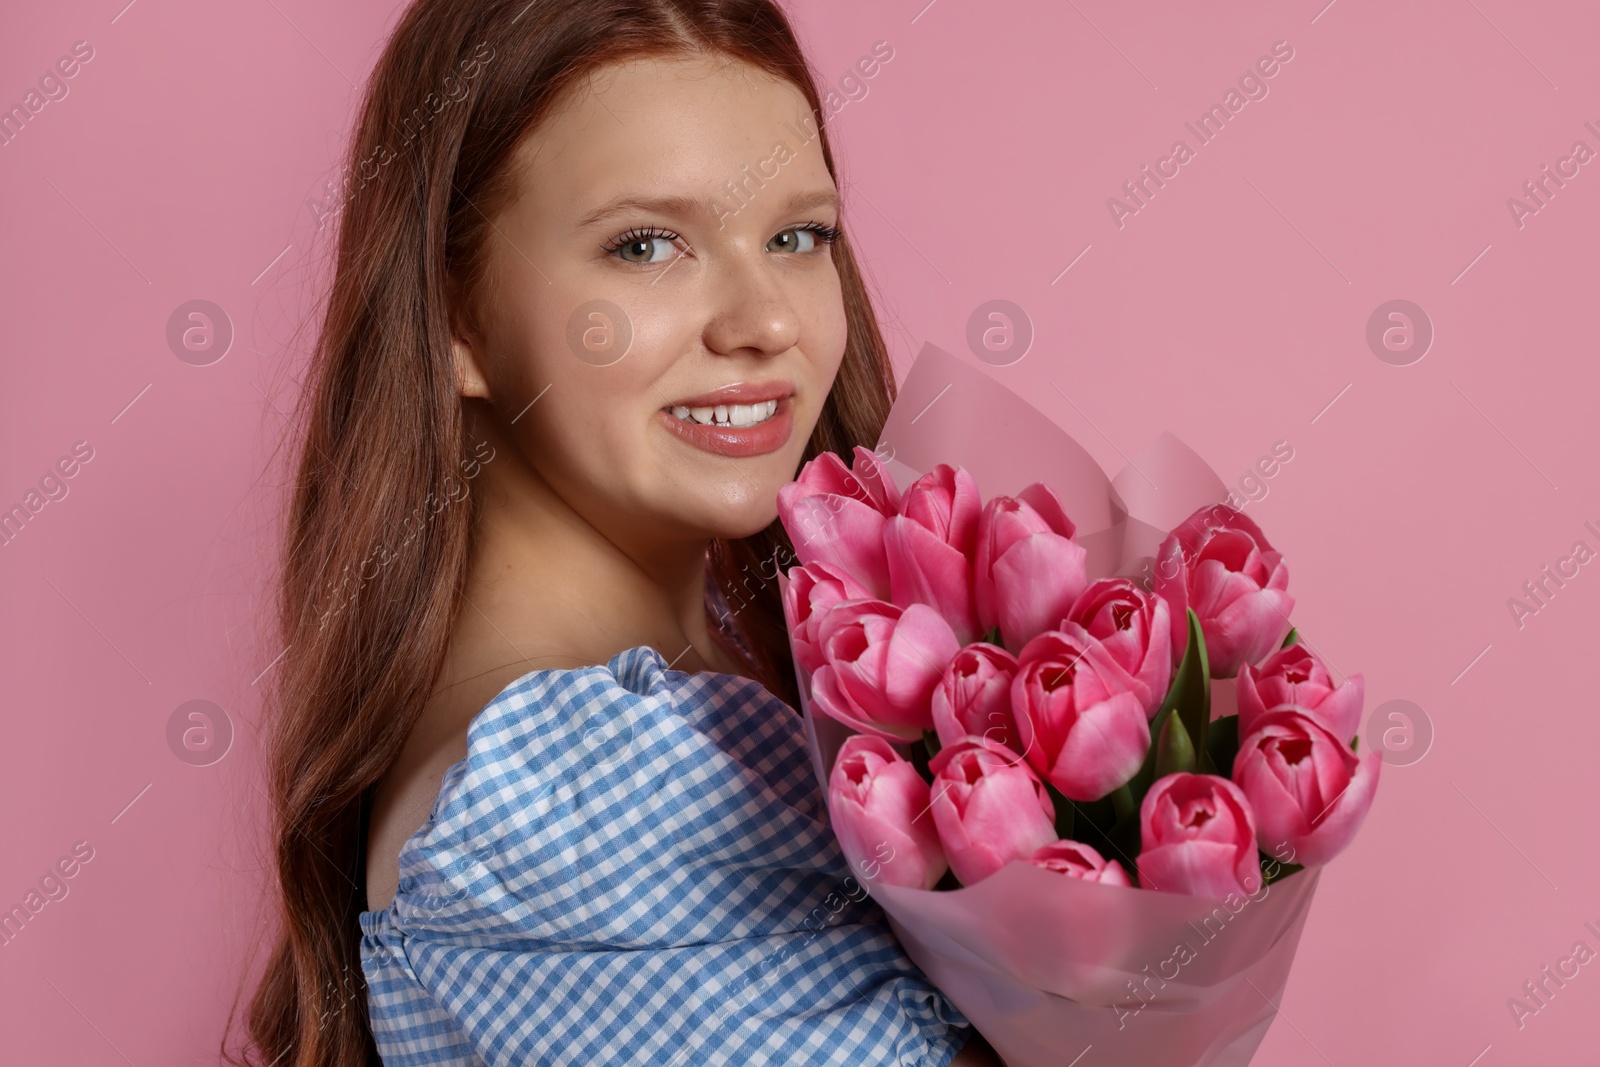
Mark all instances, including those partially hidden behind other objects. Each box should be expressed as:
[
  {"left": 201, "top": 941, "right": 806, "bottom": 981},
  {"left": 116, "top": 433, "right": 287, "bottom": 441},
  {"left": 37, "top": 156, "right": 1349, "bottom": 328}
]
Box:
[{"left": 804, "top": 273, "right": 849, "bottom": 378}]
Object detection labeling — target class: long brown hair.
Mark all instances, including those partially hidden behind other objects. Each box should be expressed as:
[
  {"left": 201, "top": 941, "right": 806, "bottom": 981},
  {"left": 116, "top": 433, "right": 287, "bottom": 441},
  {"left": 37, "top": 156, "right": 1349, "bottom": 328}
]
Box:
[{"left": 227, "top": 1, "right": 899, "bottom": 1064}]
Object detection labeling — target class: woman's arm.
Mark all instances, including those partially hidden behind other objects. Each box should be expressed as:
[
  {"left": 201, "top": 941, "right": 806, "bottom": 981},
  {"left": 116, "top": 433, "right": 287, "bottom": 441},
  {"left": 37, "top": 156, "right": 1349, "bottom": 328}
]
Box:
[{"left": 950, "top": 1029, "right": 1003, "bottom": 1066}]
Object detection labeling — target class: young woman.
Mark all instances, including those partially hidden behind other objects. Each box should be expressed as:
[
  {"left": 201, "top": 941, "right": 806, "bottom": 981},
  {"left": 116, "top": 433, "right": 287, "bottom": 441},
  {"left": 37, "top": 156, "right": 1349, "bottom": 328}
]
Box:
[{"left": 231, "top": 1, "right": 1001, "bottom": 1064}]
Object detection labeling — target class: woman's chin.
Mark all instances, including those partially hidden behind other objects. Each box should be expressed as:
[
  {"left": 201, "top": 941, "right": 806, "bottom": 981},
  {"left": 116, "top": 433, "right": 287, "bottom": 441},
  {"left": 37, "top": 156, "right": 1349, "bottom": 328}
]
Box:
[{"left": 676, "top": 502, "right": 781, "bottom": 543}]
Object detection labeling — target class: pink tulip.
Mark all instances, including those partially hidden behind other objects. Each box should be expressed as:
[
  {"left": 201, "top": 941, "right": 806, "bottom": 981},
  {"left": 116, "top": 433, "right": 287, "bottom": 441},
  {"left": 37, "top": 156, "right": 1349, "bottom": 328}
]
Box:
[
  {"left": 1011, "top": 624, "right": 1151, "bottom": 801},
  {"left": 828, "top": 734, "right": 948, "bottom": 890},
  {"left": 1065, "top": 578, "right": 1174, "bottom": 719},
  {"left": 884, "top": 464, "right": 983, "bottom": 644},
  {"left": 974, "top": 483, "right": 1088, "bottom": 652},
  {"left": 1153, "top": 504, "right": 1294, "bottom": 678},
  {"left": 929, "top": 642, "right": 1022, "bottom": 756},
  {"left": 928, "top": 737, "right": 1059, "bottom": 885},
  {"left": 1233, "top": 709, "right": 1380, "bottom": 868},
  {"left": 781, "top": 561, "right": 872, "bottom": 678},
  {"left": 1029, "top": 839, "right": 1133, "bottom": 887},
  {"left": 1138, "top": 773, "right": 1262, "bottom": 898},
  {"left": 1237, "top": 644, "right": 1364, "bottom": 745},
  {"left": 777, "top": 446, "right": 902, "bottom": 600},
  {"left": 808, "top": 598, "right": 962, "bottom": 742}
]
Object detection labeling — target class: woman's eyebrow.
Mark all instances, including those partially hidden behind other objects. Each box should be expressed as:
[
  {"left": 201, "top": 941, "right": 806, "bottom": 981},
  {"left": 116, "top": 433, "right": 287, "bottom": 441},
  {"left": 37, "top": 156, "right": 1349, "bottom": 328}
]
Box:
[{"left": 576, "top": 188, "right": 840, "bottom": 229}]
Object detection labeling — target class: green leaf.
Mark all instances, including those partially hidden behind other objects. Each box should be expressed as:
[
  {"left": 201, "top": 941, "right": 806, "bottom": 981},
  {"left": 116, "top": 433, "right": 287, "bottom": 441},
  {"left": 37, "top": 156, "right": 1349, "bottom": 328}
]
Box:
[
  {"left": 1206, "top": 714, "right": 1240, "bottom": 778},
  {"left": 1282, "top": 627, "right": 1298, "bottom": 648},
  {"left": 1109, "top": 783, "right": 1136, "bottom": 824},
  {"left": 983, "top": 624, "right": 1003, "bottom": 646},
  {"left": 1263, "top": 859, "right": 1303, "bottom": 886},
  {"left": 1124, "top": 709, "right": 1164, "bottom": 807},
  {"left": 1155, "top": 710, "right": 1196, "bottom": 778},
  {"left": 1125, "top": 610, "right": 1212, "bottom": 804},
  {"left": 1172, "top": 609, "right": 1211, "bottom": 774}
]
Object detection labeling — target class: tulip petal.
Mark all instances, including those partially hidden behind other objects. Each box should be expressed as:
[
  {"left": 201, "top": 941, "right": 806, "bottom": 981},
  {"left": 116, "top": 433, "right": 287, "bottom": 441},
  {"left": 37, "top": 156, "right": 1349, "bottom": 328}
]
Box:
[
  {"left": 930, "top": 643, "right": 1020, "bottom": 752},
  {"left": 1316, "top": 672, "right": 1364, "bottom": 746},
  {"left": 879, "top": 603, "right": 961, "bottom": 719},
  {"left": 1045, "top": 691, "right": 1150, "bottom": 800},
  {"left": 810, "top": 664, "right": 921, "bottom": 742},
  {"left": 1235, "top": 710, "right": 1379, "bottom": 867},
  {"left": 1154, "top": 504, "right": 1290, "bottom": 669},
  {"left": 782, "top": 497, "right": 894, "bottom": 600},
  {"left": 1015, "top": 482, "right": 1077, "bottom": 539},
  {"left": 1030, "top": 840, "right": 1133, "bottom": 886},
  {"left": 1138, "top": 773, "right": 1259, "bottom": 897},
  {"left": 992, "top": 533, "right": 1088, "bottom": 650},
  {"left": 884, "top": 516, "right": 979, "bottom": 644},
  {"left": 1292, "top": 750, "right": 1380, "bottom": 867},
  {"left": 1138, "top": 840, "right": 1252, "bottom": 898},
  {"left": 845, "top": 445, "right": 902, "bottom": 514},
  {"left": 828, "top": 735, "right": 946, "bottom": 889},
  {"left": 929, "top": 739, "right": 1058, "bottom": 885}
]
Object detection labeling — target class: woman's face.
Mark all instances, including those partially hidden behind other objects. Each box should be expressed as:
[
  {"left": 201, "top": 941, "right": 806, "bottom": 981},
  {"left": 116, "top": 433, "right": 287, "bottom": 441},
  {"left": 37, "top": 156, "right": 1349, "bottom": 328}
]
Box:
[{"left": 455, "top": 53, "right": 848, "bottom": 550}]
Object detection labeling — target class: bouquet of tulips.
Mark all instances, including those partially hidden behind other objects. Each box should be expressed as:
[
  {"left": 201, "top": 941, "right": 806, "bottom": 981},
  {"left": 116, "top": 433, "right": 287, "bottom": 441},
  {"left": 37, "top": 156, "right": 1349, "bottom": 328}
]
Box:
[{"left": 771, "top": 343, "right": 1379, "bottom": 1067}]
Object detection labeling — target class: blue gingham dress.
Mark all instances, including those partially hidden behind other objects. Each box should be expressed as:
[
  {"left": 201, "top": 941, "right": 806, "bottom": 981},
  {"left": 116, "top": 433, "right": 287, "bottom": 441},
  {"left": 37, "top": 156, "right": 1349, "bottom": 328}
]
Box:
[{"left": 358, "top": 643, "right": 973, "bottom": 1066}]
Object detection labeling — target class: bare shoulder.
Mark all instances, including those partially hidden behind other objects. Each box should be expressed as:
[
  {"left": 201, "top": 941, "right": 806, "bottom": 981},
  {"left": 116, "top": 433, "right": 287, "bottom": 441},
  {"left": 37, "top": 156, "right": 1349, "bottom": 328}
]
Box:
[{"left": 364, "top": 648, "right": 581, "bottom": 913}]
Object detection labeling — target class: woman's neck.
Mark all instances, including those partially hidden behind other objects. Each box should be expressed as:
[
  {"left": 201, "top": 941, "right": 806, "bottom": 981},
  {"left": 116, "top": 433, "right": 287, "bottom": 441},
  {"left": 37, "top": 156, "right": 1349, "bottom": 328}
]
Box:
[{"left": 458, "top": 417, "right": 731, "bottom": 676}]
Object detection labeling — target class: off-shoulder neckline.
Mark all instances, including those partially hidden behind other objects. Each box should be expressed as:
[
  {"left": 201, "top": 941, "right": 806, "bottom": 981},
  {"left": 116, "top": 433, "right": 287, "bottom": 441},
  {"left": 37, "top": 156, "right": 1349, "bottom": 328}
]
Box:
[
  {"left": 455, "top": 643, "right": 732, "bottom": 747},
  {"left": 359, "top": 644, "right": 762, "bottom": 921},
  {"left": 482, "top": 643, "right": 710, "bottom": 698}
]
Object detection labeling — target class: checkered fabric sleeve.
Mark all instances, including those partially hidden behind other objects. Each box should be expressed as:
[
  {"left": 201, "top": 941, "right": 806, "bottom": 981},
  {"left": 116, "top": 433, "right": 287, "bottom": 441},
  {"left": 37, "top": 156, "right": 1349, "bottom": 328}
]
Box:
[{"left": 358, "top": 644, "right": 974, "bottom": 1066}]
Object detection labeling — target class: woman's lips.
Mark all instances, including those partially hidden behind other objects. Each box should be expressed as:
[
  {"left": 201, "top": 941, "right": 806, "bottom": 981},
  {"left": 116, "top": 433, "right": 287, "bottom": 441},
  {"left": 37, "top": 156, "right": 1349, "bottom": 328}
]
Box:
[
  {"left": 658, "top": 395, "right": 794, "bottom": 458},
  {"left": 664, "top": 380, "right": 794, "bottom": 407}
]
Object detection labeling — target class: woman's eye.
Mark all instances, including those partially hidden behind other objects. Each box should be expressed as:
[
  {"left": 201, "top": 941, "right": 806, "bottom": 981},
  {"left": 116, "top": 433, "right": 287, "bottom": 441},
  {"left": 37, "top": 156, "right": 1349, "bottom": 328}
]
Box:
[
  {"left": 768, "top": 228, "right": 815, "bottom": 254},
  {"left": 767, "top": 223, "right": 841, "bottom": 254},
  {"left": 609, "top": 230, "right": 680, "bottom": 264}
]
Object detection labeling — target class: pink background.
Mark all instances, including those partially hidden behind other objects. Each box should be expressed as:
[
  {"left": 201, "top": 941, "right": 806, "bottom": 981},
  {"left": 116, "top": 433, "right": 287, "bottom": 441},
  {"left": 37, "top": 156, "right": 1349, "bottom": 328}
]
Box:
[{"left": 1, "top": 0, "right": 1594, "bottom": 1063}]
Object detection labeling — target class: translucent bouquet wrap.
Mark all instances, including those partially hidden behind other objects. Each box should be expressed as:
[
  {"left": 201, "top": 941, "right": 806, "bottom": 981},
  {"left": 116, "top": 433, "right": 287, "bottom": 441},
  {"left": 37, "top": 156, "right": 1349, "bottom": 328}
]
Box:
[{"left": 773, "top": 343, "right": 1379, "bottom": 1067}]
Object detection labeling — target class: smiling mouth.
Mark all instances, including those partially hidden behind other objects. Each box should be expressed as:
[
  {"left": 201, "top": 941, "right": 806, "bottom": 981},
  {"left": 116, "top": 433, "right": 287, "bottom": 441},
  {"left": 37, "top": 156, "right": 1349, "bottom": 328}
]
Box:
[
  {"left": 664, "top": 399, "right": 781, "bottom": 427},
  {"left": 657, "top": 394, "right": 795, "bottom": 458}
]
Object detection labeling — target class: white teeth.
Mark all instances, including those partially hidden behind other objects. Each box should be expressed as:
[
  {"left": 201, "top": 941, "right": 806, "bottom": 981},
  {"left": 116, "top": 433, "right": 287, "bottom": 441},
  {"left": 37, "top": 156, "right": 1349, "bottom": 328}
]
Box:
[{"left": 669, "top": 399, "right": 780, "bottom": 427}]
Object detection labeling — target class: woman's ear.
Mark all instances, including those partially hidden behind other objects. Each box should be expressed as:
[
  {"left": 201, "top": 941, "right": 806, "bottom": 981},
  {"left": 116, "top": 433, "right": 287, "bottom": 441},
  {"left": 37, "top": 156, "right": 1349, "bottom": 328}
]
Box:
[
  {"left": 453, "top": 334, "right": 492, "bottom": 400},
  {"left": 447, "top": 276, "right": 493, "bottom": 400}
]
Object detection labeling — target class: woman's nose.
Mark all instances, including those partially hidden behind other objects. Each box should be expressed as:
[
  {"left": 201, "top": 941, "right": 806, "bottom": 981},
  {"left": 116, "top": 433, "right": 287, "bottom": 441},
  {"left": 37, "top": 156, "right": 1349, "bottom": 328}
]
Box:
[{"left": 700, "top": 258, "right": 802, "bottom": 359}]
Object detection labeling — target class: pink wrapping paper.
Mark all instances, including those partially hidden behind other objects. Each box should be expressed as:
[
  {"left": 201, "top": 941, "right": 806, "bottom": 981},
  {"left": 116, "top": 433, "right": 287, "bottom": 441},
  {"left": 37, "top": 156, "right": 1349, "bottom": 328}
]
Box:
[{"left": 777, "top": 342, "right": 1322, "bottom": 1067}]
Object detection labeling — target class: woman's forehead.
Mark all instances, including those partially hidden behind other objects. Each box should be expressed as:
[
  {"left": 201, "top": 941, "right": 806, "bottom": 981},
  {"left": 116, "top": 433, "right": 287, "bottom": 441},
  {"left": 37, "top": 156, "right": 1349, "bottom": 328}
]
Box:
[{"left": 506, "top": 53, "right": 825, "bottom": 212}]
